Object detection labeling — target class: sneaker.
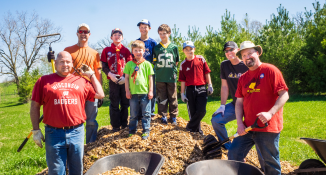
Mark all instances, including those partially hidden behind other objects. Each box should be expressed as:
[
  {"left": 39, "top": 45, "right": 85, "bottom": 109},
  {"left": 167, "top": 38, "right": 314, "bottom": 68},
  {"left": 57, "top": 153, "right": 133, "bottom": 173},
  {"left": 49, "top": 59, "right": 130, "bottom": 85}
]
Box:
[
  {"left": 161, "top": 116, "right": 168, "bottom": 124},
  {"left": 121, "top": 126, "right": 128, "bottom": 130},
  {"left": 142, "top": 133, "right": 149, "bottom": 140},
  {"left": 171, "top": 117, "right": 177, "bottom": 125}
]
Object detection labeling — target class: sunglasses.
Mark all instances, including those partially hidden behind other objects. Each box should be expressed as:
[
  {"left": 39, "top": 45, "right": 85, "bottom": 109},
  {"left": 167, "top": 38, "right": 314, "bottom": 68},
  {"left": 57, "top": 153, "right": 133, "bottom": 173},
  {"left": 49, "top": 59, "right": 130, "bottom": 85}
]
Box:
[
  {"left": 78, "top": 30, "right": 90, "bottom": 34},
  {"left": 224, "top": 48, "right": 235, "bottom": 53}
]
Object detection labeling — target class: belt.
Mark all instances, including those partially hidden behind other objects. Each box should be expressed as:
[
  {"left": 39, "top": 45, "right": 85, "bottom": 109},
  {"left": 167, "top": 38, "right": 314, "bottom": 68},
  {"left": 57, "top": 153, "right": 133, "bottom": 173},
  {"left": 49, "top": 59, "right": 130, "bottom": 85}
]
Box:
[
  {"left": 45, "top": 123, "right": 83, "bottom": 130},
  {"left": 187, "top": 85, "right": 205, "bottom": 88}
]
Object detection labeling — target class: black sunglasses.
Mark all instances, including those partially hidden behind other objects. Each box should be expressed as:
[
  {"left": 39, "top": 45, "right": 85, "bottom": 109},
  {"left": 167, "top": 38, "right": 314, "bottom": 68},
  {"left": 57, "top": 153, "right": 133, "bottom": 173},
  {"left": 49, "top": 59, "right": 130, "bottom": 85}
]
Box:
[{"left": 224, "top": 48, "right": 235, "bottom": 53}]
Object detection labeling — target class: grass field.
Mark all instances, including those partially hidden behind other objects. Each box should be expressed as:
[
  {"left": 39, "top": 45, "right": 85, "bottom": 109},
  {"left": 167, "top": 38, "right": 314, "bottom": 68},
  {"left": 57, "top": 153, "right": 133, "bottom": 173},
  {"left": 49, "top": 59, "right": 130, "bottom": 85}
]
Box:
[{"left": 0, "top": 83, "right": 325, "bottom": 174}]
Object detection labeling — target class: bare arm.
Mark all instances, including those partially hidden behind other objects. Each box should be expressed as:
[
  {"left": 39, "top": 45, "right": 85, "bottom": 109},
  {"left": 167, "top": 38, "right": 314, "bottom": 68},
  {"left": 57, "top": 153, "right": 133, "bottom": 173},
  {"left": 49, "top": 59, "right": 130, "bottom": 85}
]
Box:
[
  {"left": 90, "top": 74, "right": 104, "bottom": 99},
  {"left": 257, "top": 90, "right": 289, "bottom": 123},
  {"left": 220, "top": 79, "right": 229, "bottom": 105},
  {"left": 205, "top": 73, "right": 212, "bottom": 85},
  {"left": 148, "top": 75, "right": 153, "bottom": 99},
  {"left": 30, "top": 101, "right": 41, "bottom": 130},
  {"left": 97, "top": 68, "right": 102, "bottom": 85},
  {"left": 125, "top": 74, "right": 131, "bottom": 99},
  {"left": 235, "top": 97, "right": 247, "bottom": 136},
  {"left": 181, "top": 81, "right": 186, "bottom": 94}
]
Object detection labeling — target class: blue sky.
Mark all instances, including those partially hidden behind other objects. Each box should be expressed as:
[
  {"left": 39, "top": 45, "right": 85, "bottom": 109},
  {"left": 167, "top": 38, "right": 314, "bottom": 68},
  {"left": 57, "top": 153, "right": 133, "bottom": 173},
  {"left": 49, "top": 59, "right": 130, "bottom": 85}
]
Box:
[{"left": 0, "top": 0, "right": 318, "bottom": 82}]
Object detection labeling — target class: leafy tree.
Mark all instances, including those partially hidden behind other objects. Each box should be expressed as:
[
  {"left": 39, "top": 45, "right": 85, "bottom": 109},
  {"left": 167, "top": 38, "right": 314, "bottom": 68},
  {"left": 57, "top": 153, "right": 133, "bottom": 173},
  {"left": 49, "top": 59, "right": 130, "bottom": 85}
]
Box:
[
  {"left": 255, "top": 5, "right": 305, "bottom": 93},
  {"left": 300, "top": 1, "right": 326, "bottom": 93},
  {"left": 17, "top": 68, "right": 42, "bottom": 103}
]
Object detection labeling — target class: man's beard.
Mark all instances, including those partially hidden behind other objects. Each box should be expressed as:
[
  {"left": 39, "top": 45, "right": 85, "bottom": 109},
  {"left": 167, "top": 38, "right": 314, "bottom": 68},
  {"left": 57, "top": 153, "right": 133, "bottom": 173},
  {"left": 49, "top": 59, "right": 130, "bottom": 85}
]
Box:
[{"left": 245, "top": 58, "right": 255, "bottom": 67}]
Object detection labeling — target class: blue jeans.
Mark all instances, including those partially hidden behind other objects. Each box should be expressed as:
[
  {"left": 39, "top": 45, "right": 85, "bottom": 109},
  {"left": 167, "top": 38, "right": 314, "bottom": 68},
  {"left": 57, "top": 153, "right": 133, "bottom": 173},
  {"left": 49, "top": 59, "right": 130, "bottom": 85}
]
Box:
[
  {"left": 211, "top": 103, "right": 265, "bottom": 170},
  {"left": 211, "top": 103, "right": 236, "bottom": 149},
  {"left": 45, "top": 124, "right": 84, "bottom": 175},
  {"left": 228, "top": 131, "right": 281, "bottom": 175},
  {"left": 129, "top": 94, "right": 151, "bottom": 134},
  {"left": 85, "top": 99, "right": 98, "bottom": 143},
  {"left": 151, "top": 75, "right": 156, "bottom": 115}
]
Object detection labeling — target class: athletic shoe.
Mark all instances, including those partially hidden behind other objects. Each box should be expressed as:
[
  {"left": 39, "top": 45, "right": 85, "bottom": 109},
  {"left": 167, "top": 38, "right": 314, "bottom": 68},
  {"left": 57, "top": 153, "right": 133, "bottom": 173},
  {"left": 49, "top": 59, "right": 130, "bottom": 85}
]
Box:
[
  {"left": 129, "top": 134, "right": 133, "bottom": 137},
  {"left": 171, "top": 117, "right": 177, "bottom": 125},
  {"left": 161, "top": 116, "right": 168, "bottom": 124},
  {"left": 142, "top": 133, "right": 149, "bottom": 140}
]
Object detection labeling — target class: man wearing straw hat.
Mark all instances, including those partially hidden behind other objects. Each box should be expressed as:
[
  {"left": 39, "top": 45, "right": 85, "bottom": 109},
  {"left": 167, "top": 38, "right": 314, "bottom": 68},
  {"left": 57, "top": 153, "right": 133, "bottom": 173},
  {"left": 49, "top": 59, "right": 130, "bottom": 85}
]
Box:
[{"left": 228, "top": 41, "right": 289, "bottom": 175}]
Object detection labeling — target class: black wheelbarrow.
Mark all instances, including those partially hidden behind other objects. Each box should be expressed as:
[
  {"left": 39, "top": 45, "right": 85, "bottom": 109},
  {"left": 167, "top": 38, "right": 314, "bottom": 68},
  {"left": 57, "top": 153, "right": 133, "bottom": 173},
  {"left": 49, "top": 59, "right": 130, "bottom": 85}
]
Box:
[
  {"left": 293, "top": 138, "right": 326, "bottom": 175},
  {"left": 85, "top": 152, "right": 165, "bottom": 175},
  {"left": 185, "top": 159, "right": 264, "bottom": 175}
]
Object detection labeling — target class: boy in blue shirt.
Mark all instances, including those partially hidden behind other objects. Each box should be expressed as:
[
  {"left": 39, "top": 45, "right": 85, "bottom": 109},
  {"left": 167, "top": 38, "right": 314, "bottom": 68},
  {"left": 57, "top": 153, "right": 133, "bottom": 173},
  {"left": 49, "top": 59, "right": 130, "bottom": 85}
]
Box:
[{"left": 136, "top": 19, "right": 157, "bottom": 119}]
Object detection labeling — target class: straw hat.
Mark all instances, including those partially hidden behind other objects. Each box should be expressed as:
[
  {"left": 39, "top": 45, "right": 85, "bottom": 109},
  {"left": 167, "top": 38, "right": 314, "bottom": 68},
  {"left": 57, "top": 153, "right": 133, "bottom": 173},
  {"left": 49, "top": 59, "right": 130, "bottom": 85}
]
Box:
[{"left": 236, "top": 41, "right": 263, "bottom": 58}]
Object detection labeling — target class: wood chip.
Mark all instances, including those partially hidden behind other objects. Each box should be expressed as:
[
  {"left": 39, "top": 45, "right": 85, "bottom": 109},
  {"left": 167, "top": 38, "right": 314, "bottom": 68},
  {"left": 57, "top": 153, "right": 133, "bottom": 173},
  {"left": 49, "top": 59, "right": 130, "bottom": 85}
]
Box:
[{"left": 37, "top": 115, "right": 297, "bottom": 175}]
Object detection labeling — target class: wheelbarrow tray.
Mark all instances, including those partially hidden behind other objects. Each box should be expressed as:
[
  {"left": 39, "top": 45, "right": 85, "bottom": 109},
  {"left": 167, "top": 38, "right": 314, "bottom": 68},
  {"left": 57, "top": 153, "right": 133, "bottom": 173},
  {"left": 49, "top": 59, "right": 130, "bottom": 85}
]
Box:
[
  {"left": 301, "top": 138, "right": 326, "bottom": 164},
  {"left": 85, "top": 152, "right": 165, "bottom": 175},
  {"left": 186, "top": 159, "right": 263, "bottom": 175}
]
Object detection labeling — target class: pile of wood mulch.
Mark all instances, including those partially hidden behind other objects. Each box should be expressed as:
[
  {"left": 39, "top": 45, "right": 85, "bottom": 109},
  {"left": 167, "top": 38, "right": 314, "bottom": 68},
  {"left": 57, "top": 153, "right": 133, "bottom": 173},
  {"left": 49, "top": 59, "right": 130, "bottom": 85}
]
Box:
[
  {"left": 37, "top": 115, "right": 297, "bottom": 175},
  {"left": 99, "top": 166, "right": 140, "bottom": 175}
]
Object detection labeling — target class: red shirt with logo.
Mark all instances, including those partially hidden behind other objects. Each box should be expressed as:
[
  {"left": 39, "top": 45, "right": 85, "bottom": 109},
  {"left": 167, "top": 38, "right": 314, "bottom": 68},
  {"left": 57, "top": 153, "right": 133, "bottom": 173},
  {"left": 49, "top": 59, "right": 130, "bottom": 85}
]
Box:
[
  {"left": 31, "top": 74, "right": 96, "bottom": 128},
  {"left": 100, "top": 44, "right": 132, "bottom": 79},
  {"left": 235, "top": 63, "right": 288, "bottom": 133},
  {"left": 178, "top": 55, "right": 211, "bottom": 86}
]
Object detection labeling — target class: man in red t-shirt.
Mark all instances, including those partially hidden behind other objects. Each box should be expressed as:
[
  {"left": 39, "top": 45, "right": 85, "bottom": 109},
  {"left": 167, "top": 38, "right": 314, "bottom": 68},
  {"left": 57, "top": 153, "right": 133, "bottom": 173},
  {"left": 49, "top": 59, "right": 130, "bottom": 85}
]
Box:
[
  {"left": 178, "top": 41, "right": 213, "bottom": 134},
  {"left": 228, "top": 41, "right": 289, "bottom": 175},
  {"left": 30, "top": 51, "right": 104, "bottom": 175}
]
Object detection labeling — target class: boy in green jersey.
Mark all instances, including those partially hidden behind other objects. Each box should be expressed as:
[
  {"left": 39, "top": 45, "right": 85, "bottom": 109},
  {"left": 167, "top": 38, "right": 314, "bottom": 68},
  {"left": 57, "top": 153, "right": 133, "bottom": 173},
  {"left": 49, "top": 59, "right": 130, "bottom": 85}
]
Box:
[
  {"left": 124, "top": 40, "right": 154, "bottom": 140},
  {"left": 153, "top": 24, "right": 180, "bottom": 125}
]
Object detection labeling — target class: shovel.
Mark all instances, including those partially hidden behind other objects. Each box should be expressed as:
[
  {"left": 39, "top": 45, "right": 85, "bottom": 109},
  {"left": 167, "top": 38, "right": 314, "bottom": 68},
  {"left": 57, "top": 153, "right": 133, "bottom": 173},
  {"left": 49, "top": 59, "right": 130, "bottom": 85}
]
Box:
[
  {"left": 203, "top": 117, "right": 268, "bottom": 159},
  {"left": 17, "top": 33, "right": 61, "bottom": 152}
]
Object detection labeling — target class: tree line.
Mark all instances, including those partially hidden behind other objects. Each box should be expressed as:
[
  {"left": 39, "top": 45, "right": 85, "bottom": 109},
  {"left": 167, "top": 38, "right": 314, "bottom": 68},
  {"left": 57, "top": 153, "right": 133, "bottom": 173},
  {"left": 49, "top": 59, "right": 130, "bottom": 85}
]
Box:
[{"left": 167, "top": 2, "right": 326, "bottom": 96}]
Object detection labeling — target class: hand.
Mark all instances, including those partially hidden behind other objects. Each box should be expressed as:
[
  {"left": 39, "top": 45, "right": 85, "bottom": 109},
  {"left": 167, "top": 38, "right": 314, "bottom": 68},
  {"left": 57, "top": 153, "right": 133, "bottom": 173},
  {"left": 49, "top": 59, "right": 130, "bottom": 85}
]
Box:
[
  {"left": 117, "top": 76, "right": 125, "bottom": 85},
  {"left": 237, "top": 122, "right": 247, "bottom": 136},
  {"left": 47, "top": 51, "right": 55, "bottom": 62},
  {"left": 126, "top": 91, "right": 132, "bottom": 99},
  {"left": 32, "top": 130, "right": 45, "bottom": 148},
  {"left": 79, "top": 64, "right": 94, "bottom": 79},
  {"left": 207, "top": 84, "right": 214, "bottom": 95},
  {"left": 148, "top": 91, "right": 153, "bottom": 99},
  {"left": 98, "top": 99, "right": 103, "bottom": 108},
  {"left": 257, "top": 112, "right": 273, "bottom": 124},
  {"left": 108, "top": 72, "right": 118, "bottom": 83},
  {"left": 181, "top": 93, "right": 188, "bottom": 103},
  {"left": 212, "top": 105, "right": 225, "bottom": 117}
]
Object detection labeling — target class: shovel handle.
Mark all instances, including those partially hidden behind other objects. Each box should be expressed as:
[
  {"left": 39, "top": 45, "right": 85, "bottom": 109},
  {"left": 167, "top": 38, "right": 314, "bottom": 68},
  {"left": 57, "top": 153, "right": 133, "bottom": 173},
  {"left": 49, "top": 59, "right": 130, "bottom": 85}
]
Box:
[{"left": 17, "top": 115, "right": 44, "bottom": 152}]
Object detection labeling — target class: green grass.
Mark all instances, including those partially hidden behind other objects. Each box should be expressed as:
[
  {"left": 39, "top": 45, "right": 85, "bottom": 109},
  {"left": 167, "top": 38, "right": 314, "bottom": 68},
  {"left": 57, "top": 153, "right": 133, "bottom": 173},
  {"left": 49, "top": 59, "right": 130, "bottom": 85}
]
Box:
[{"left": 0, "top": 83, "right": 325, "bottom": 174}]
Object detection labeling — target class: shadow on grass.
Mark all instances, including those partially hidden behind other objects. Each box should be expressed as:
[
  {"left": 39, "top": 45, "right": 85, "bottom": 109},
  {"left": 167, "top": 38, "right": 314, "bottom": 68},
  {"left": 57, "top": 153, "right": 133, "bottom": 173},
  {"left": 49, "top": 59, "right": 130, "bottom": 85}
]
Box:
[{"left": 0, "top": 101, "right": 24, "bottom": 108}]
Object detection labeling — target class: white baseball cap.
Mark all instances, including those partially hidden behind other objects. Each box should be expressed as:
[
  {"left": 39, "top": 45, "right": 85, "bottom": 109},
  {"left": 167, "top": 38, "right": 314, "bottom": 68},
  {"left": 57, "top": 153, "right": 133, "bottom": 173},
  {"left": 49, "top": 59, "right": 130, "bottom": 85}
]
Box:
[
  {"left": 137, "top": 19, "right": 151, "bottom": 27},
  {"left": 183, "top": 41, "right": 195, "bottom": 49},
  {"left": 77, "top": 23, "right": 90, "bottom": 31}
]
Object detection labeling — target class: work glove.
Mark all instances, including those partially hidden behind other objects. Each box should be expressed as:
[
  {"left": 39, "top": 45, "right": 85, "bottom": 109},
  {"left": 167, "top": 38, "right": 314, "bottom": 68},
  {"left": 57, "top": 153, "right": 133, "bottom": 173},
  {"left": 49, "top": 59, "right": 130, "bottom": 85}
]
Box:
[
  {"left": 108, "top": 72, "right": 118, "bottom": 83},
  {"left": 212, "top": 105, "right": 225, "bottom": 117},
  {"left": 117, "top": 76, "right": 125, "bottom": 85},
  {"left": 79, "top": 64, "right": 95, "bottom": 79},
  {"left": 47, "top": 51, "right": 55, "bottom": 62},
  {"left": 98, "top": 99, "right": 103, "bottom": 108},
  {"left": 32, "top": 130, "right": 45, "bottom": 148},
  {"left": 207, "top": 84, "right": 214, "bottom": 95},
  {"left": 181, "top": 93, "right": 188, "bottom": 103}
]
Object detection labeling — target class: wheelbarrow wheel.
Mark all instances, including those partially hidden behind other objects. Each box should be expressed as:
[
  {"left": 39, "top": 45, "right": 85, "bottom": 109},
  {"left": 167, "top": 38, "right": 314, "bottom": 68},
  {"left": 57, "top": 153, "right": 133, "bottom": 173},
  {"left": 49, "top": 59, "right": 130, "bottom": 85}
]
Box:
[{"left": 298, "top": 159, "right": 326, "bottom": 175}]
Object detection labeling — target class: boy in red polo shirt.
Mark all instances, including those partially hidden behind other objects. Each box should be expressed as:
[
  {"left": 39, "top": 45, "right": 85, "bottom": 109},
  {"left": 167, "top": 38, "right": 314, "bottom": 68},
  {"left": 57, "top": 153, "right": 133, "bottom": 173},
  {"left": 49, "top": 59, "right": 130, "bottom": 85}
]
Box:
[
  {"left": 178, "top": 41, "right": 214, "bottom": 134},
  {"left": 101, "top": 28, "right": 132, "bottom": 132}
]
